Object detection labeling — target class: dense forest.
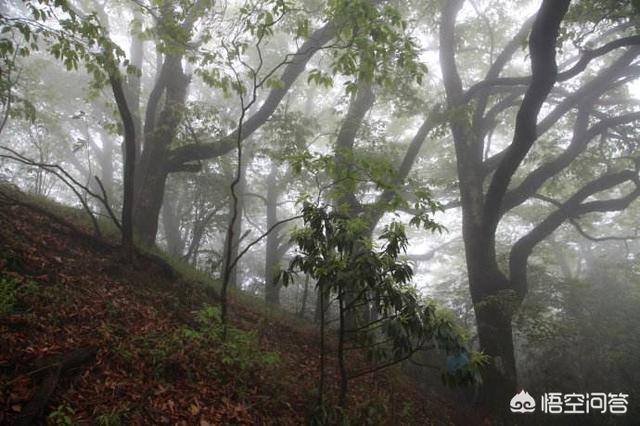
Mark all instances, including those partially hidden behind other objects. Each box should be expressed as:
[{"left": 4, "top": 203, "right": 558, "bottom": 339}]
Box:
[{"left": 1, "top": 0, "right": 640, "bottom": 424}]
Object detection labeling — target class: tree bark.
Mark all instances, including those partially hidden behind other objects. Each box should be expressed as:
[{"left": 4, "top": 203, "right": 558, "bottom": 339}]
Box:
[
  {"left": 298, "top": 274, "right": 310, "bottom": 317},
  {"left": 265, "top": 168, "right": 282, "bottom": 304},
  {"left": 161, "top": 186, "right": 185, "bottom": 257},
  {"left": 222, "top": 160, "right": 247, "bottom": 289},
  {"left": 124, "top": 18, "right": 144, "bottom": 160},
  {"left": 16, "top": 347, "right": 97, "bottom": 426},
  {"left": 133, "top": 54, "right": 190, "bottom": 245},
  {"left": 109, "top": 71, "right": 137, "bottom": 259},
  {"left": 330, "top": 81, "right": 375, "bottom": 333},
  {"left": 131, "top": 17, "right": 346, "bottom": 245},
  {"left": 438, "top": 0, "right": 572, "bottom": 409}
]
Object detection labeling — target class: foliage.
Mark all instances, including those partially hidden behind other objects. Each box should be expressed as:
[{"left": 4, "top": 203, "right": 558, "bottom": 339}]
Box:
[
  {"left": 0, "top": 276, "right": 20, "bottom": 317},
  {"left": 563, "top": 0, "right": 640, "bottom": 49},
  {"left": 0, "top": 275, "right": 36, "bottom": 317},
  {"left": 136, "top": 304, "right": 280, "bottom": 391},
  {"left": 175, "top": 101, "right": 230, "bottom": 147},
  {"left": 96, "top": 411, "right": 125, "bottom": 426},
  {"left": 350, "top": 392, "right": 416, "bottom": 426},
  {"left": 442, "top": 349, "right": 489, "bottom": 387},
  {"left": 260, "top": 109, "right": 319, "bottom": 160},
  {"left": 279, "top": 202, "right": 480, "bottom": 411},
  {"left": 283, "top": 149, "right": 446, "bottom": 232},
  {"left": 47, "top": 404, "right": 75, "bottom": 426},
  {"left": 192, "top": 304, "right": 281, "bottom": 372},
  {"left": 567, "top": 0, "right": 640, "bottom": 26},
  {"left": 192, "top": 0, "right": 299, "bottom": 96},
  {"left": 516, "top": 251, "right": 640, "bottom": 400},
  {"left": 316, "top": 0, "right": 427, "bottom": 94},
  {"left": 0, "top": 30, "right": 36, "bottom": 129},
  {"left": 0, "top": 1, "right": 133, "bottom": 88}
]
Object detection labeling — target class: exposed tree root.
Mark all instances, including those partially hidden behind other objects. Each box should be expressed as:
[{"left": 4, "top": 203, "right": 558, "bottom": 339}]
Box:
[{"left": 16, "top": 347, "right": 97, "bottom": 426}]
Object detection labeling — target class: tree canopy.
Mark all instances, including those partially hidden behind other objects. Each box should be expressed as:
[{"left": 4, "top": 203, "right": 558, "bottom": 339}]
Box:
[{"left": 1, "top": 0, "right": 640, "bottom": 421}]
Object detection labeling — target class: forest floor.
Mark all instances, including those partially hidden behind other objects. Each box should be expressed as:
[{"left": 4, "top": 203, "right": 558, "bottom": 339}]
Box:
[{"left": 0, "top": 185, "right": 488, "bottom": 425}]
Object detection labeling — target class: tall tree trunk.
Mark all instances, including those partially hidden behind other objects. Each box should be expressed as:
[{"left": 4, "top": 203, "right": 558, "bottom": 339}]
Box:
[
  {"left": 95, "top": 130, "right": 115, "bottom": 217},
  {"left": 109, "top": 72, "right": 136, "bottom": 259},
  {"left": 125, "top": 18, "right": 144, "bottom": 160},
  {"left": 265, "top": 169, "right": 282, "bottom": 304},
  {"left": 439, "top": 0, "right": 518, "bottom": 406},
  {"left": 314, "top": 286, "right": 329, "bottom": 325},
  {"left": 298, "top": 275, "right": 310, "bottom": 318},
  {"left": 331, "top": 81, "right": 375, "bottom": 333},
  {"left": 128, "top": 14, "right": 341, "bottom": 246},
  {"left": 467, "top": 256, "right": 517, "bottom": 407},
  {"left": 185, "top": 205, "right": 219, "bottom": 266},
  {"left": 437, "top": 0, "right": 572, "bottom": 411},
  {"left": 133, "top": 160, "right": 170, "bottom": 246},
  {"left": 161, "top": 187, "right": 185, "bottom": 257},
  {"left": 133, "top": 55, "right": 189, "bottom": 246}
]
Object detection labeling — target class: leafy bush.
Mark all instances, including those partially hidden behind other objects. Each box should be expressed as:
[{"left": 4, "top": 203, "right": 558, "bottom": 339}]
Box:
[
  {"left": 135, "top": 304, "right": 280, "bottom": 391},
  {"left": 47, "top": 404, "right": 75, "bottom": 426},
  {"left": 280, "top": 202, "right": 482, "bottom": 418},
  {"left": 0, "top": 276, "right": 36, "bottom": 317},
  {"left": 188, "top": 305, "right": 281, "bottom": 378},
  {"left": 96, "top": 410, "right": 125, "bottom": 426}
]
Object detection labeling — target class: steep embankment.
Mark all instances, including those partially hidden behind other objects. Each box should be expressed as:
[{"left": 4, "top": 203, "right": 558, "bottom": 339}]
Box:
[{"left": 0, "top": 187, "right": 472, "bottom": 425}]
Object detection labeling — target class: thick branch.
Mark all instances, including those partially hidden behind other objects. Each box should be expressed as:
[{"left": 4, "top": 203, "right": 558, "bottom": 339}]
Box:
[
  {"left": 439, "top": 0, "right": 465, "bottom": 106},
  {"left": 483, "top": 0, "right": 570, "bottom": 241},
  {"left": 472, "top": 15, "right": 535, "bottom": 138},
  {"left": 166, "top": 21, "right": 338, "bottom": 170},
  {"left": 464, "top": 35, "right": 640, "bottom": 102},
  {"left": 509, "top": 170, "right": 640, "bottom": 298},
  {"left": 537, "top": 48, "right": 640, "bottom": 136},
  {"left": 333, "top": 82, "right": 375, "bottom": 214},
  {"left": 502, "top": 109, "right": 640, "bottom": 212},
  {"left": 481, "top": 56, "right": 640, "bottom": 176},
  {"left": 535, "top": 194, "right": 640, "bottom": 242}
]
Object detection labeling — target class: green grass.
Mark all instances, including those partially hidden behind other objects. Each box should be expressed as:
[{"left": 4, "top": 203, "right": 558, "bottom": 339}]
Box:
[
  {"left": 0, "top": 276, "right": 38, "bottom": 317},
  {"left": 1, "top": 182, "right": 318, "bottom": 333},
  {"left": 1, "top": 183, "right": 122, "bottom": 243},
  {"left": 143, "top": 244, "right": 317, "bottom": 330}
]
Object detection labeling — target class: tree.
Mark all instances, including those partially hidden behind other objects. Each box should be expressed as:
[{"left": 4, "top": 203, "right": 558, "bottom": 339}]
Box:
[
  {"left": 279, "top": 202, "right": 477, "bottom": 419},
  {"left": 437, "top": 0, "right": 640, "bottom": 405},
  {"left": 1, "top": 0, "right": 139, "bottom": 256},
  {"left": 4, "top": 0, "right": 640, "bottom": 413},
  {"left": 108, "top": 67, "right": 136, "bottom": 259},
  {"left": 104, "top": 0, "right": 428, "bottom": 247},
  {"left": 127, "top": 0, "right": 355, "bottom": 245}
]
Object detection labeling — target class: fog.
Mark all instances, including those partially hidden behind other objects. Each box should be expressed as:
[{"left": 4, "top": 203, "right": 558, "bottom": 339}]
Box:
[{"left": 1, "top": 0, "right": 639, "bottom": 423}]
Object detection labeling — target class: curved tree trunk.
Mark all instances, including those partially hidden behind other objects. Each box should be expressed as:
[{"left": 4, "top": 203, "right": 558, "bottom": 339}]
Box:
[
  {"left": 133, "top": 54, "right": 190, "bottom": 245},
  {"left": 467, "top": 262, "right": 518, "bottom": 408},
  {"left": 222, "top": 160, "right": 247, "bottom": 289},
  {"left": 437, "top": 0, "right": 571, "bottom": 411},
  {"left": 162, "top": 186, "right": 185, "bottom": 257}
]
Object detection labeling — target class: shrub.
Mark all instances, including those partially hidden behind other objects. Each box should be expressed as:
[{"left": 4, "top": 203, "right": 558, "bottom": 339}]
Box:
[
  {"left": 0, "top": 276, "right": 37, "bottom": 317},
  {"left": 135, "top": 304, "right": 281, "bottom": 391}
]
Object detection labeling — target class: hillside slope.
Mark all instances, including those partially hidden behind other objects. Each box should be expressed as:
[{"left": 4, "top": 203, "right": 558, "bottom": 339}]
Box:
[{"left": 0, "top": 187, "right": 477, "bottom": 425}]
